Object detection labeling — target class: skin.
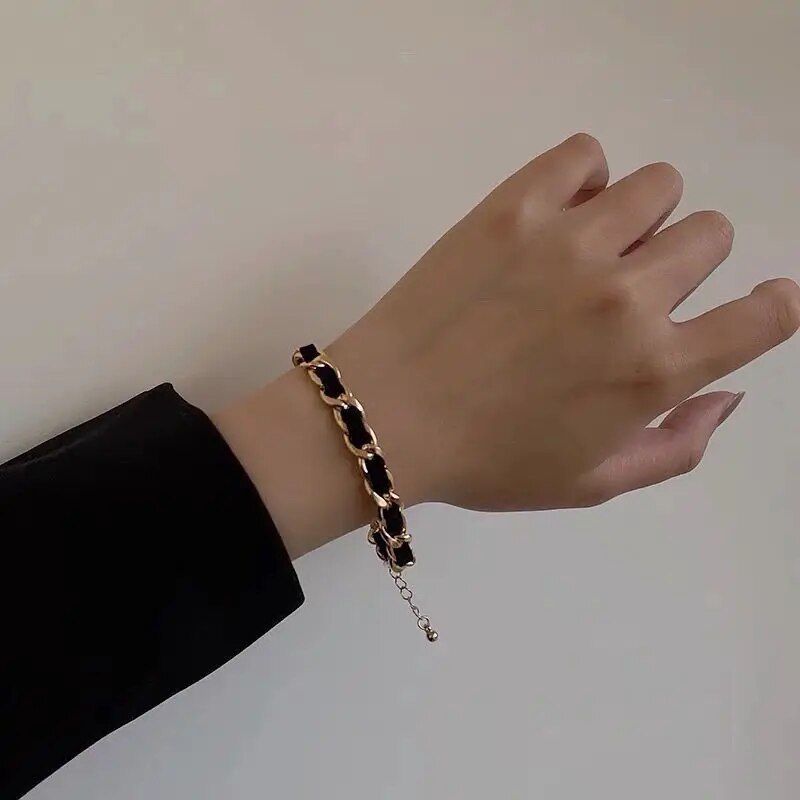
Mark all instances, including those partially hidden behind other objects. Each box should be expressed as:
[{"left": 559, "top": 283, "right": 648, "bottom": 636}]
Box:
[{"left": 213, "top": 134, "right": 800, "bottom": 560}]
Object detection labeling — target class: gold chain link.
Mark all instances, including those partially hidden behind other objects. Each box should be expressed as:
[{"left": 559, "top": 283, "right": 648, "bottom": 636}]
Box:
[{"left": 293, "top": 346, "right": 438, "bottom": 643}]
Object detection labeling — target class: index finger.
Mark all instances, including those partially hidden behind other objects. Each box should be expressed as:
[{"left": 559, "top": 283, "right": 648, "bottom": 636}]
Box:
[{"left": 498, "top": 132, "right": 609, "bottom": 212}]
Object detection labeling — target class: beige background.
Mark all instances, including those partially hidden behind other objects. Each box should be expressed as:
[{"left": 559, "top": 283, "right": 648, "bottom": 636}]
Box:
[{"left": 2, "top": 2, "right": 798, "bottom": 798}]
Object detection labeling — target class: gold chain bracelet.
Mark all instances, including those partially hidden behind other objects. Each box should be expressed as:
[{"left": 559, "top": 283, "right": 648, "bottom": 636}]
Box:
[{"left": 292, "top": 344, "right": 438, "bottom": 642}]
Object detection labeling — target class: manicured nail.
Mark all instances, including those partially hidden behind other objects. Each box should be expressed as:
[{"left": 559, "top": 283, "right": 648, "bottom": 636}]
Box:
[{"left": 717, "top": 391, "right": 745, "bottom": 426}]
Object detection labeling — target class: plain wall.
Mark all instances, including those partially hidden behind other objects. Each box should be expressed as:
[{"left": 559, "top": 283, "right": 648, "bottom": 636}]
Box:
[{"left": 2, "top": 2, "right": 798, "bottom": 798}]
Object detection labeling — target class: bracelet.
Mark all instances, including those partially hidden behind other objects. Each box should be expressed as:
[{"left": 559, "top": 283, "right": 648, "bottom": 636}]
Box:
[{"left": 292, "top": 344, "right": 438, "bottom": 642}]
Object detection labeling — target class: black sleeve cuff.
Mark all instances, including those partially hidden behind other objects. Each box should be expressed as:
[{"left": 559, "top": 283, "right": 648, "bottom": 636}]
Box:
[{"left": 0, "top": 384, "right": 304, "bottom": 799}]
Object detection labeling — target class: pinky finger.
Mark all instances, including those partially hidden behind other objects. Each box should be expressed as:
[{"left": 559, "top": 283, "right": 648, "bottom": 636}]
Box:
[{"left": 678, "top": 278, "right": 800, "bottom": 392}]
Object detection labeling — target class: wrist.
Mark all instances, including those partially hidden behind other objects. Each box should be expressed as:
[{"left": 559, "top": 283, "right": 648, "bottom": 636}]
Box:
[
  {"left": 212, "top": 367, "right": 369, "bottom": 558},
  {"left": 212, "top": 350, "right": 427, "bottom": 560}
]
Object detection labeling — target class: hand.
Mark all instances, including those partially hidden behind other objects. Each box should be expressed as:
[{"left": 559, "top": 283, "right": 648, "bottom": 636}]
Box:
[{"left": 215, "top": 134, "right": 799, "bottom": 557}]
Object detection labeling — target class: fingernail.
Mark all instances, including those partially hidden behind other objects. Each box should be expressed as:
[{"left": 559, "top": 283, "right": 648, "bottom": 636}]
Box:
[{"left": 717, "top": 391, "right": 746, "bottom": 426}]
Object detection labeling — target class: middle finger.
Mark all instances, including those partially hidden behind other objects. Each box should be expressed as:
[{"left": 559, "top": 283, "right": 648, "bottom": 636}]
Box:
[{"left": 571, "top": 162, "right": 684, "bottom": 255}]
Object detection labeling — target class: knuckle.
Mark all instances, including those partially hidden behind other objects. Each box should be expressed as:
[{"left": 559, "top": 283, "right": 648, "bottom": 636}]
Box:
[
  {"left": 756, "top": 278, "right": 800, "bottom": 341},
  {"left": 628, "top": 352, "right": 674, "bottom": 396},
  {"left": 484, "top": 202, "right": 528, "bottom": 241},
  {"left": 590, "top": 275, "right": 640, "bottom": 316},
  {"left": 559, "top": 221, "right": 595, "bottom": 260},
  {"left": 569, "top": 131, "right": 604, "bottom": 159}
]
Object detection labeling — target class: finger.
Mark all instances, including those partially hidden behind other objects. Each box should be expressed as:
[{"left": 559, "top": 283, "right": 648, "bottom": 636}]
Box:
[
  {"left": 572, "top": 162, "right": 683, "bottom": 255},
  {"left": 676, "top": 278, "right": 800, "bottom": 390},
  {"left": 624, "top": 210, "right": 734, "bottom": 312},
  {"left": 500, "top": 132, "right": 609, "bottom": 212},
  {"left": 578, "top": 391, "right": 742, "bottom": 503},
  {"left": 564, "top": 181, "right": 607, "bottom": 210},
  {"left": 619, "top": 207, "right": 674, "bottom": 255}
]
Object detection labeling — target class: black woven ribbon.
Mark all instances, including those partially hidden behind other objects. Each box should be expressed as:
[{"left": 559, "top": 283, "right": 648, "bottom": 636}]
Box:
[{"left": 296, "top": 344, "right": 415, "bottom": 569}]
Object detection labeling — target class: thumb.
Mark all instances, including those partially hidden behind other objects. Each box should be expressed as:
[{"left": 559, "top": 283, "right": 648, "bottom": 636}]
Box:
[{"left": 577, "top": 390, "right": 745, "bottom": 505}]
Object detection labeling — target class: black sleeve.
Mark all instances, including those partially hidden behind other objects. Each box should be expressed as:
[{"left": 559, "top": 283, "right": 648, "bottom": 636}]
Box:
[{"left": 0, "top": 384, "right": 304, "bottom": 800}]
